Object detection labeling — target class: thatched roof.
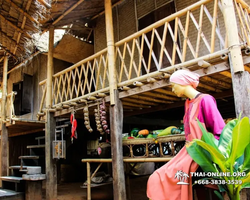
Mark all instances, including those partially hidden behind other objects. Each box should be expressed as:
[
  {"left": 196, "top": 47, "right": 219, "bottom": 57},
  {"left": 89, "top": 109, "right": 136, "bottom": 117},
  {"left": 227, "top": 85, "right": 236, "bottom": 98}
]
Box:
[
  {"left": 0, "top": 0, "right": 50, "bottom": 82},
  {"left": 0, "top": 0, "right": 49, "bottom": 59}
]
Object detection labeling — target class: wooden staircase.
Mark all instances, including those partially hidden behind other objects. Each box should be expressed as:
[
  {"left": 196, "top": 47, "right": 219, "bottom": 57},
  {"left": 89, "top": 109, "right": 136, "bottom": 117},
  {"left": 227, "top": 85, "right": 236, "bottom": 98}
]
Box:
[
  {"left": 0, "top": 120, "right": 69, "bottom": 199},
  {"left": 0, "top": 142, "right": 45, "bottom": 200}
]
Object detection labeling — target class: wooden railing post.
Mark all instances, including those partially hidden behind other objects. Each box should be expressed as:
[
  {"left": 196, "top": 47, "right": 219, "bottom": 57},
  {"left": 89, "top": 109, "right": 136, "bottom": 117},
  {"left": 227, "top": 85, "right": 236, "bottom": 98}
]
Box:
[
  {"left": 221, "top": 0, "right": 250, "bottom": 118},
  {"left": 0, "top": 55, "right": 9, "bottom": 183},
  {"left": 105, "top": 0, "right": 127, "bottom": 200},
  {"left": 45, "top": 27, "right": 57, "bottom": 200}
]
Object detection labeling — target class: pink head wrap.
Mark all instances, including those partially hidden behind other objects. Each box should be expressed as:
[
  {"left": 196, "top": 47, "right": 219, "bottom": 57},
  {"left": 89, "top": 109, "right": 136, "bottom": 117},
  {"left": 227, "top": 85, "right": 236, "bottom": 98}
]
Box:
[{"left": 170, "top": 70, "right": 200, "bottom": 88}]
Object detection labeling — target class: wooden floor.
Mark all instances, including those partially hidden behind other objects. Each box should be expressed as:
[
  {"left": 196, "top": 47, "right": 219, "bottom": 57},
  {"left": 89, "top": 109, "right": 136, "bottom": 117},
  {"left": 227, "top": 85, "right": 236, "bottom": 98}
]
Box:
[{"left": 42, "top": 175, "right": 149, "bottom": 200}]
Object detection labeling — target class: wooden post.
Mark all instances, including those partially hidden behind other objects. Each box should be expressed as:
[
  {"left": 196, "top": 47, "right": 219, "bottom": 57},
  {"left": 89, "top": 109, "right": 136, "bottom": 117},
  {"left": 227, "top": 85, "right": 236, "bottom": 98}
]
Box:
[
  {"left": 105, "top": 0, "right": 126, "bottom": 199},
  {"left": 45, "top": 27, "right": 57, "bottom": 200},
  {"left": 109, "top": 91, "right": 126, "bottom": 200},
  {"left": 0, "top": 55, "right": 9, "bottom": 183},
  {"left": 221, "top": 0, "right": 250, "bottom": 118}
]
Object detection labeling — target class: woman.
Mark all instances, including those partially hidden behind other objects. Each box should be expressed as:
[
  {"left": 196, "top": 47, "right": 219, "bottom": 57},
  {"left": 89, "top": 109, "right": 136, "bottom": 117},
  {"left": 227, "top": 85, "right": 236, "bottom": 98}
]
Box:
[{"left": 147, "top": 70, "right": 225, "bottom": 200}]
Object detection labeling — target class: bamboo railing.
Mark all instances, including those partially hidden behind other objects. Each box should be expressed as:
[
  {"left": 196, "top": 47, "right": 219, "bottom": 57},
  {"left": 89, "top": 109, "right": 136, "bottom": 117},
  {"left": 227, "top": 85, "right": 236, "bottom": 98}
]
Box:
[
  {"left": 38, "top": 0, "right": 250, "bottom": 111},
  {"left": 0, "top": 92, "right": 17, "bottom": 121}
]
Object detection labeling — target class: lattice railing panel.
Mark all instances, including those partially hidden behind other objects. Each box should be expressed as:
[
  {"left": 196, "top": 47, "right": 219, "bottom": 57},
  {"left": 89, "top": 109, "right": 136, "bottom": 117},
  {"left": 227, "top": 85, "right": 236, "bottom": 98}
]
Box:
[
  {"left": 52, "top": 50, "right": 109, "bottom": 106},
  {"left": 115, "top": 0, "right": 228, "bottom": 86},
  {"left": 234, "top": 0, "right": 250, "bottom": 46}
]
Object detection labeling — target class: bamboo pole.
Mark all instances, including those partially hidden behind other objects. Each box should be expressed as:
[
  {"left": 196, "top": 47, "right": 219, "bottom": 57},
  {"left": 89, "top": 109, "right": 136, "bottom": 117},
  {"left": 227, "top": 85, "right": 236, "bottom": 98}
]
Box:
[
  {"left": 87, "top": 162, "right": 91, "bottom": 200},
  {"left": 37, "top": 87, "right": 47, "bottom": 120},
  {"left": 0, "top": 56, "right": 4, "bottom": 63},
  {"left": 211, "top": 0, "right": 218, "bottom": 53},
  {"left": 158, "top": 23, "right": 168, "bottom": 68},
  {"left": 236, "top": 0, "right": 250, "bottom": 13},
  {"left": 198, "top": 60, "right": 211, "bottom": 68},
  {"left": 221, "top": 0, "right": 244, "bottom": 72},
  {"left": 5, "top": 0, "right": 39, "bottom": 24},
  {"left": 1, "top": 55, "right": 9, "bottom": 180},
  {"left": 46, "top": 28, "right": 54, "bottom": 108},
  {"left": 182, "top": 11, "right": 190, "bottom": 62},
  {"left": 82, "top": 157, "right": 173, "bottom": 163},
  {"left": 1, "top": 56, "right": 8, "bottom": 122},
  {"left": 105, "top": 0, "right": 117, "bottom": 105},
  {"left": 235, "top": 2, "right": 250, "bottom": 46}
]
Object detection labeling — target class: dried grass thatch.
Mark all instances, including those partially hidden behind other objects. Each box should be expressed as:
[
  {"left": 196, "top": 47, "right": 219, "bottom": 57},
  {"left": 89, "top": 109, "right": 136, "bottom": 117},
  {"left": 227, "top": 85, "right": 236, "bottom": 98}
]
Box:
[{"left": 0, "top": 0, "right": 50, "bottom": 60}]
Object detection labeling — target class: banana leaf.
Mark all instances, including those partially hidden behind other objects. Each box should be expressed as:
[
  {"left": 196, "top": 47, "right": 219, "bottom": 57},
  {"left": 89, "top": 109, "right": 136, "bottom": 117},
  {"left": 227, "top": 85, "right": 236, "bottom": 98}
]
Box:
[
  {"left": 214, "top": 190, "right": 224, "bottom": 200},
  {"left": 196, "top": 119, "right": 220, "bottom": 151},
  {"left": 240, "top": 172, "right": 250, "bottom": 190},
  {"left": 218, "top": 119, "right": 238, "bottom": 158},
  {"left": 193, "top": 139, "right": 227, "bottom": 172},
  {"left": 186, "top": 141, "right": 217, "bottom": 173},
  {"left": 228, "top": 117, "right": 250, "bottom": 168},
  {"left": 242, "top": 143, "right": 250, "bottom": 171}
]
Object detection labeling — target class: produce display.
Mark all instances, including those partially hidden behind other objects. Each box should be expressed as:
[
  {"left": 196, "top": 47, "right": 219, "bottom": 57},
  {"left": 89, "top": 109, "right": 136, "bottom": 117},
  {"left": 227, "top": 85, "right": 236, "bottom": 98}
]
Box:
[{"left": 123, "top": 126, "right": 184, "bottom": 140}]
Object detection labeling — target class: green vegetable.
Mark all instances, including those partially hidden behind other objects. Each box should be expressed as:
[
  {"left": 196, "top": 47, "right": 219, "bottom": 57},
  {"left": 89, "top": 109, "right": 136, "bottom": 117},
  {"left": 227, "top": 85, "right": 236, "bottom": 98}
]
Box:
[
  {"left": 130, "top": 128, "right": 139, "bottom": 137},
  {"left": 158, "top": 126, "right": 177, "bottom": 137}
]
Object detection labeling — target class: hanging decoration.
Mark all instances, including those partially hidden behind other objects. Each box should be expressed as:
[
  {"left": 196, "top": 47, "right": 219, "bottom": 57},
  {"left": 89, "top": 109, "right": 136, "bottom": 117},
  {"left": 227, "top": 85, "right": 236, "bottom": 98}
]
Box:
[{"left": 70, "top": 110, "right": 78, "bottom": 143}]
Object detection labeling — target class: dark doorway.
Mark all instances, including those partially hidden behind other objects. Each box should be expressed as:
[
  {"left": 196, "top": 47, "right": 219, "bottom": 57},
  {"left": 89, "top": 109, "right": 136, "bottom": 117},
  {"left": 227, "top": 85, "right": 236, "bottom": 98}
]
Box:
[{"left": 13, "top": 74, "right": 33, "bottom": 115}]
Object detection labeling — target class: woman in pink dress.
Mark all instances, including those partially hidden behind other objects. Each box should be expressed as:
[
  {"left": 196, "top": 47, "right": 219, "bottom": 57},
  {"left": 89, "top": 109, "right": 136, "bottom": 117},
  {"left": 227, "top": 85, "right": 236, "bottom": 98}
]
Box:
[{"left": 147, "top": 70, "right": 225, "bottom": 200}]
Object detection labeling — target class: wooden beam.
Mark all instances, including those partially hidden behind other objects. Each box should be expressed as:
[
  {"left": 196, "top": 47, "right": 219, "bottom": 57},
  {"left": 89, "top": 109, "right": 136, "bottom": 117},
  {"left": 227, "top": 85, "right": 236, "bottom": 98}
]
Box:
[
  {"left": 45, "top": 27, "right": 57, "bottom": 200},
  {"left": 91, "top": 0, "right": 125, "bottom": 20},
  {"left": 9, "top": 128, "right": 44, "bottom": 137},
  {"left": 124, "top": 89, "right": 234, "bottom": 117},
  {"left": 5, "top": 0, "right": 39, "bottom": 24},
  {"left": 7, "top": 51, "right": 41, "bottom": 74},
  {"left": 42, "top": 0, "right": 85, "bottom": 34},
  {"left": 0, "top": 45, "right": 17, "bottom": 60},
  {"left": 0, "top": 14, "right": 32, "bottom": 39},
  {"left": 0, "top": 56, "right": 4, "bottom": 63}
]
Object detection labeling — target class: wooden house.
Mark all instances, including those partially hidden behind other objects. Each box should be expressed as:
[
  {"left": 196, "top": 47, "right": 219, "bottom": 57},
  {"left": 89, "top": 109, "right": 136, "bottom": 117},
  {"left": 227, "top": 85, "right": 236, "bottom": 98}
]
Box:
[{"left": 0, "top": 0, "right": 250, "bottom": 199}]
